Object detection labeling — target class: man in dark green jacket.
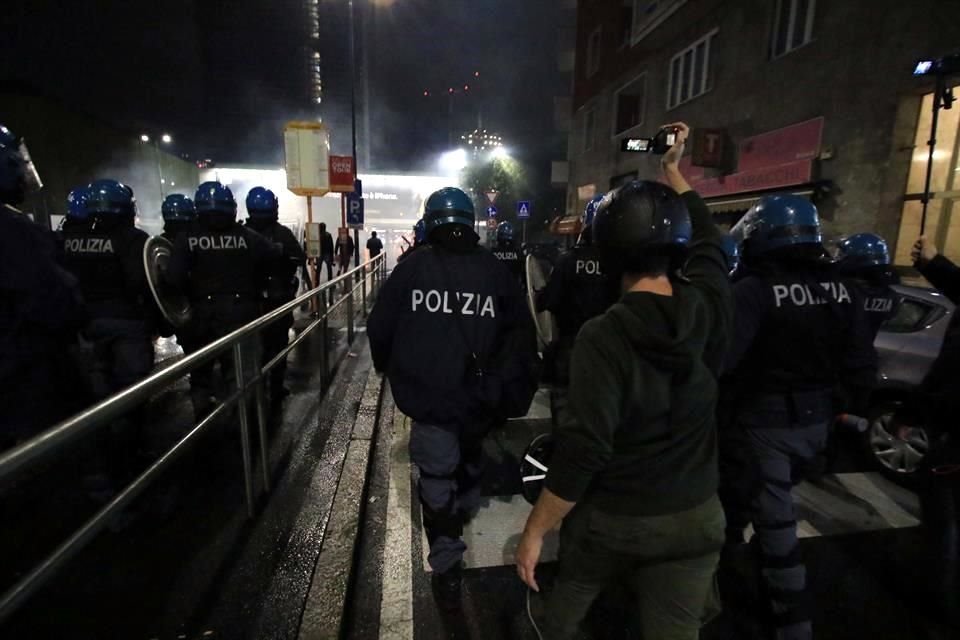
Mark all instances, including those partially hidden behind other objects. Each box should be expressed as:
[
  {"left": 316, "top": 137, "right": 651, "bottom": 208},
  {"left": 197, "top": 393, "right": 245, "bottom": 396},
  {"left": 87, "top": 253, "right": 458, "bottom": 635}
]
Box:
[{"left": 516, "top": 123, "right": 733, "bottom": 640}]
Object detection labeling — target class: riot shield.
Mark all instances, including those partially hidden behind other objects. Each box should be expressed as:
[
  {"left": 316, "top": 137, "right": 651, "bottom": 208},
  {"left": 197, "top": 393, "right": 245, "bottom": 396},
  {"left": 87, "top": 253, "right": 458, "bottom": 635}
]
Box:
[
  {"left": 525, "top": 254, "right": 557, "bottom": 351},
  {"left": 143, "top": 236, "right": 192, "bottom": 328},
  {"left": 520, "top": 432, "right": 555, "bottom": 505}
]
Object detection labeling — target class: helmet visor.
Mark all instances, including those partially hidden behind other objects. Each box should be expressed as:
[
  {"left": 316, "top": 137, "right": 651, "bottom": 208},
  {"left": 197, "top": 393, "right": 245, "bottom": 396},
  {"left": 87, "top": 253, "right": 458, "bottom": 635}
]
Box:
[{"left": 18, "top": 141, "right": 43, "bottom": 194}]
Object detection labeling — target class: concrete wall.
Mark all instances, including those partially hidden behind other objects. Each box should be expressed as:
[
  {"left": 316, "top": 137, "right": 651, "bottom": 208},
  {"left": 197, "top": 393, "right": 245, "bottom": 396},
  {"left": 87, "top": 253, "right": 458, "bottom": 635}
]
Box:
[
  {"left": 3, "top": 91, "right": 198, "bottom": 233},
  {"left": 567, "top": 0, "right": 960, "bottom": 249}
]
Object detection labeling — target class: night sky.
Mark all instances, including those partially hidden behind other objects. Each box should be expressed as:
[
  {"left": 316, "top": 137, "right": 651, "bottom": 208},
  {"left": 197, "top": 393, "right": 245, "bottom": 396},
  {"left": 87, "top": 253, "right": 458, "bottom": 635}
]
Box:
[{"left": 2, "top": 0, "right": 565, "bottom": 180}]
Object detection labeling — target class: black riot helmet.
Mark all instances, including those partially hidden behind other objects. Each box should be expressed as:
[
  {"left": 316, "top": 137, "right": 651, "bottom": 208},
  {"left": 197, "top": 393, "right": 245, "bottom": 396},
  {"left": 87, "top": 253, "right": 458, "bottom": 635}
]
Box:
[{"left": 592, "top": 180, "right": 691, "bottom": 277}]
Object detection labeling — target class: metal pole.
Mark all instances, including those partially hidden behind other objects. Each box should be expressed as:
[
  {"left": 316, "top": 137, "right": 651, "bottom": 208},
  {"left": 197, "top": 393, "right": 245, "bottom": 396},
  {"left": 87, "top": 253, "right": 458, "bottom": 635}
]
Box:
[
  {"left": 921, "top": 74, "right": 946, "bottom": 236},
  {"left": 254, "top": 378, "right": 270, "bottom": 493},
  {"left": 154, "top": 141, "right": 165, "bottom": 200},
  {"left": 361, "top": 264, "right": 368, "bottom": 316},
  {"left": 233, "top": 343, "right": 256, "bottom": 518},
  {"left": 347, "top": 288, "right": 355, "bottom": 345},
  {"left": 349, "top": 0, "right": 359, "bottom": 167},
  {"left": 522, "top": 220, "right": 527, "bottom": 245},
  {"left": 319, "top": 295, "right": 329, "bottom": 388}
]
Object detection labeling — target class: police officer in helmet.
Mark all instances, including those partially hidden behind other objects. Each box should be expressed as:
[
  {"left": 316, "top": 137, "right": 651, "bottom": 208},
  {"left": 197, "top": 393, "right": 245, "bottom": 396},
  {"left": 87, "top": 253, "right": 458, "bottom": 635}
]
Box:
[
  {"left": 538, "top": 194, "right": 618, "bottom": 423},
  {"left": 244, "top": 186, "right": 307, "bottom": 406},
  {"left": 517, "top": 123, "right": 734, "bottom": 639},
  {"left": 0, "top": 124, "right": 86, "bottom": 449},
  {"left": 61, "top": 179, "right": 157, "bottom": 488},
  {"left": 398, "top": 218, "right": 426, "bottom": 263},
  {"left": 62, "top": 186, "right": 93, "bottom": 232},
  {"left": 491, "top": 220, "right": 523, "bottom": 288},
  {"left": 167, "top": 181, "right": 280, "bottom": 420},
  {"left": 368, "top": 187, "right": 538, "bottom": 611},
  {"left": 720, "top": 195, "right": 874, "bottom": 640},
  {"left": 161, "top": 194, "right": 197, "bottom": 242}
]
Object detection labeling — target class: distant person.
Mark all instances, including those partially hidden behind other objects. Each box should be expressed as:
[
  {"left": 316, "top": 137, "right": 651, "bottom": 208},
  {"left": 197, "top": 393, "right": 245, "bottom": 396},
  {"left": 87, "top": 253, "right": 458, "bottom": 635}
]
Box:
[
  {"left": 398, "top": 219, "right": 426, "bottom": 263},
  {"left": 366, "top": 230, "right": 384, "bottom": 260},
  {"left": 491, "top": 221, "right": 524, "bottom": 290},
  {"left": 0, "top": 124, "right": 86, "bottom": 450},
  {"left": 335, "top": 227, "right": 354, "bottom": 275},
  {"left": 318, "top": 222, "right": 334, "bottom": 283}
]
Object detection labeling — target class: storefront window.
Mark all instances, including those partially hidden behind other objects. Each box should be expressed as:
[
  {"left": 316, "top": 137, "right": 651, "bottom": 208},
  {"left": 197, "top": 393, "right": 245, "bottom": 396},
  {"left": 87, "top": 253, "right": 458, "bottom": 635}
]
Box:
[{"left": 895, "top": 89, "right": 960, "bottom": 265}]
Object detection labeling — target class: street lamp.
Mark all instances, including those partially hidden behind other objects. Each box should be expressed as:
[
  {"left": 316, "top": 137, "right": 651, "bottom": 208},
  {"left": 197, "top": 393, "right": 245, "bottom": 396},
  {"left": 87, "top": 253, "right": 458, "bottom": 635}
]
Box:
[
  {"left": 438, "top": 148, "right": 468, "bottom": 175},
  {"left": 140, "top": 132, "right": 174, "bottom": 199}
]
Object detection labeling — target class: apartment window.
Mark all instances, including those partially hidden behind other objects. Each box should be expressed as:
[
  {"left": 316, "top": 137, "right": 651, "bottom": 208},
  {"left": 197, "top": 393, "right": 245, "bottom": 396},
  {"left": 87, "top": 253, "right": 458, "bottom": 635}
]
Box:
[
  {"left": 613, "top": 73, "right": 647, "bottom": 136},
  {"left": 771, "top": 0, "right": 816, "bottom": 58},
  {"left": 631, "top": 0, "right": 687, "bottom": 45},
  {"left": 583, "top": 107, "right": 597, "bottom": 152},
  {"left": 667, "top": 30, "right": 716, "bottom": 110},
  {"left": 586, "top": 26, "right": 602, "bottom": 77}
]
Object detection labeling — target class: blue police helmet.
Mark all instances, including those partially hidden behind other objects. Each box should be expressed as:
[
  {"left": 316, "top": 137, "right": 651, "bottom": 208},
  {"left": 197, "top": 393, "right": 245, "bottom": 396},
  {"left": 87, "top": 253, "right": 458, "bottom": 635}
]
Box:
[
  {"left": 423, "top": 187, "right": 475, "bottom": 234},
  {"left": 194, "top": 181, "right": 237, "bottom": 217},
  {"left": 85, "top": 179, "right": 137, "bottom": 217},
  {"left": 720, "top": 233, "right": 741, "bottom": 275},
  {"left": 582, "top": 194, "right": 605, "bottom": 228},
  {"left": 245, "top": 186, "right": 279, "bottom": 218},
  {"left": 66, "top": 186, "right": 91, "bottom": 220},
  {"left": 0, "top": 124, "right": 43, "bottom": 205},
  {"left": 162, "top": 193, "right": 197, "bottom": 222},
  {"left": 497, "top": 221, "right": 515, "bottom": 244},
  {"left": 837, "top": 233, "right": 891, "bottom": 270},
  {"left": 413, "top": 218, "right": 426, "bottom": 244},
  {"left": 593, "top": 180, "right": 691, "bottom": 255},
  {"left": 732, "top": 194, "right": 821, "bottom": 256}
]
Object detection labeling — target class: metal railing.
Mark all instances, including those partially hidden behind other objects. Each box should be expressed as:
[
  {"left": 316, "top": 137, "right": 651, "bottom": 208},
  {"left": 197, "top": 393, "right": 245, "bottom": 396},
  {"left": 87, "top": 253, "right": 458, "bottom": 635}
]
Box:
[{"left": 0, "top": 253, "right": 388, "bottom": 622}]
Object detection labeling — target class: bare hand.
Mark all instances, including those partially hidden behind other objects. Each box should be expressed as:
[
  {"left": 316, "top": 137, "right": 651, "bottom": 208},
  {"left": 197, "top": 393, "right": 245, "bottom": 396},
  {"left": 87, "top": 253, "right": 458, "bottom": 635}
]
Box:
[
  {"left": 516, "top": 530, "right": 544, "bottom": 592},
  {"left": 660, "top": 122, "right": 690, "bottom": 169},
  {"left": 912, "top": 236, "right": 938, "bottom": 267}
]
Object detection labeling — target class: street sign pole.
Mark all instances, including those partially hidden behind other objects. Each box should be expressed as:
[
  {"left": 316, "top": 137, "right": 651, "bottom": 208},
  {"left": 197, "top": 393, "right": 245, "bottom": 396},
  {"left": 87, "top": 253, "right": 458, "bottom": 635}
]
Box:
[{"left": 523, "top": 220, "right": 527, "bottom": 244}]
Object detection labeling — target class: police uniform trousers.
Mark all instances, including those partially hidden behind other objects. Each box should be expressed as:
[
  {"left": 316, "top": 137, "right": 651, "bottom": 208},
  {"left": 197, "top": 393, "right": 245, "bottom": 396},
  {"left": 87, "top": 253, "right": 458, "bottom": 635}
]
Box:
[
  {"left": 916, "top": 436, "right": 960, "bottom": 624},
  {"left": 82, "top": 314, "right": 155, "bottom": 485},
  {"left": 261, "top": 295, "right": 295, "bottom": 397},
  {"left": 183, "top": 294, "right": 261, "bottom": 418},
  {"left": 721, "top": 390, "right": 831, "bottom": 640},
  {"left": 543, "top": 497, "right": 725, "bottom": 640},
  {"left": 409, "top": 421, "right": 490, "bottom": 574}
]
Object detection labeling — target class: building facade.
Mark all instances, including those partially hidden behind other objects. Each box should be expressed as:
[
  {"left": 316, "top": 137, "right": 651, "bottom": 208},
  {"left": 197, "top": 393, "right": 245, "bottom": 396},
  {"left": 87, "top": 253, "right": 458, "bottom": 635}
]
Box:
[{"left": 567, "top": 0, "right": 960, "bottom": 264}]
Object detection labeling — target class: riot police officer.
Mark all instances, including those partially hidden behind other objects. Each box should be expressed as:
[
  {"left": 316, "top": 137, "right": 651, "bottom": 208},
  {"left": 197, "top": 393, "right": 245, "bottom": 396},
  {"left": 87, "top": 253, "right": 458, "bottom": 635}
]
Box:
[
  {"left": 368, "top": 187, "right": 538, "bottom": 611},
  {"left": 61, "top": 179, "right": 156, "bottom": 488},
  {"left": 161, "top": 193, "right": 197, "bottom": 242},
  {"left": 0, "top": 124, "right": 85, "bottom": 449},
  {"left": 537, "top": 195, "right": 618, "bottom": 424},
  {"left": 720, "top": 196, "right": 874, "bottom": 640},
  {"left": 397, "top": 218, "right": 426, "bottom": 263},
  {"left": 491, "top": 220, "right": 524, "bottom": 289},
  {"left": 244, "top": 186, "right": 306, "bottom": 405},
  {"left": 167, "top": 181, "right": 279, "bottom": 420},
  {"left": 63, "top": 186, "right": 93, "bottom": 232}
]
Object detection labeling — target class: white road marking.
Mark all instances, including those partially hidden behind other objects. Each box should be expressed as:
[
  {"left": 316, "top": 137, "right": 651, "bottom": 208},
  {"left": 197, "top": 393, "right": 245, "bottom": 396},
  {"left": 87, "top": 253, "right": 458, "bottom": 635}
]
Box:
[{"left": 379, "top": 409, "right": 414, "bottom": 640}]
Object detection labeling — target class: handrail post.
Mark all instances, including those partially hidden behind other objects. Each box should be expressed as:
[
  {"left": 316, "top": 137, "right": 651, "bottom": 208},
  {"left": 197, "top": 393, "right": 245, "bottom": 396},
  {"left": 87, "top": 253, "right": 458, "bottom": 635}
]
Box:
[
  {"left": 347, "top": 286, "right": 355, "bottom": 345},
  {"left": 254, "top": 373, "right": 270, "bottom": 493},
  {"left": 319, "top": 294, "right": 329, "bottom": 388},
  {"left": 233, "top": 343, "right": 256, "bottom": 518},
  {"left": 361, "top": 264, "right": 368, "bottom": 317}
]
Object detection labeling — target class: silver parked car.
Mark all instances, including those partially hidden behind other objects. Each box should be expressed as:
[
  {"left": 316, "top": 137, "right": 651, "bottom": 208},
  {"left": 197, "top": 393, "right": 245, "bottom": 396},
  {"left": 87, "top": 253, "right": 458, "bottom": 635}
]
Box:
[{"left": 868, "top": 284, "right": 954, "bottom": 476}]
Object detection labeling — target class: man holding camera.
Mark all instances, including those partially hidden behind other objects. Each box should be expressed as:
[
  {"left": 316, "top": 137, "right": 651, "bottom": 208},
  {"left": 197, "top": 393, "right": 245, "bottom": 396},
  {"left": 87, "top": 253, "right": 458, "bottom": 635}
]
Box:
[{"left": 516, "top": 123, "right": 734, "bottom": 640}]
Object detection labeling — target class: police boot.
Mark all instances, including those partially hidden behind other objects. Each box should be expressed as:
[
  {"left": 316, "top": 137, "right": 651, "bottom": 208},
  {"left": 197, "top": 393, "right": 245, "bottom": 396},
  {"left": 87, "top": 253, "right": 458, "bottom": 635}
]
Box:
[{"left": 431, "top": 563, "right": 463, "bottom": 612}]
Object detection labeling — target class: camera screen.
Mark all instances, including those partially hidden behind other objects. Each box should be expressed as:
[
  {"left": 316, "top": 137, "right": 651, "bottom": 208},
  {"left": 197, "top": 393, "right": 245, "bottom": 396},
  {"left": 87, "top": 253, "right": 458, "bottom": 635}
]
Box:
[
  {"left": 622, "top": 138, "right": 651, "bottom": 152},
  {"left": 665, "top": 132, "right": 677, "bottom": 146}
]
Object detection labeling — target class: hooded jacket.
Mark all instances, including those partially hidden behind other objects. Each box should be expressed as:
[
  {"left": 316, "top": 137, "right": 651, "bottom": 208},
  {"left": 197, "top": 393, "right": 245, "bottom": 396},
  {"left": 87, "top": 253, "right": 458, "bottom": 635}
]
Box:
[{"left": 545, "top": 191, "right": 733, "bottom": 516}]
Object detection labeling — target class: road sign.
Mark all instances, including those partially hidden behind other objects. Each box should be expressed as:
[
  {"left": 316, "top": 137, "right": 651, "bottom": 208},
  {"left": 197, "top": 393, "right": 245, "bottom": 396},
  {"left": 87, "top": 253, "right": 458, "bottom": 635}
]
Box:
[
  {"left": 487, "top": 206, "right": 497, "bottom": 218},
  {"left": 486, "top": 217, "right": 497, "bottom": 229},
  {"left": 485, "top": 191, "right": 499, "bottom": 204},
  {"left": 517, "top": 200, "right": 531, "bottom": 219},
  {"left": 284, "top": 121, "right": 330, "bottom": 197},
  {"left": 354, "top": 178, "right": 363, "bottom": 197},
  {"left": 347, "top": 193, "right": 365, "bottom": 229},
  {"left": 304, "top": 222, "right": 322, "bottom": 258}
]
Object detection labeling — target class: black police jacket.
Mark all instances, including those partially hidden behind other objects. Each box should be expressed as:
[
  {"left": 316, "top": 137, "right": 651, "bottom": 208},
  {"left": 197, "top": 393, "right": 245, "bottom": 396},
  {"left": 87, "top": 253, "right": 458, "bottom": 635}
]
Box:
[
  {"left": 539, "top": 243, "right": 618, "bottom": 342},
  {"left": 246, "top": 219, "right": 307, "bottom": 300},
  {"left": 60, "top": 219, "right": 151, "bottom": 320},
  {"left": 491, "top": 242, "right": 524, "bottom": 289},
  {"left": 725, "top": 262, "right": 875, "bottom": 396},
  {"left": 367, "top": 243, "right": 538, "bottom": 425},
  {"left": 167, "top": 221, "right": 281, "bottom": 300},
  {"left": 1, "top": 205, "right": 85, "bottom": 378}
]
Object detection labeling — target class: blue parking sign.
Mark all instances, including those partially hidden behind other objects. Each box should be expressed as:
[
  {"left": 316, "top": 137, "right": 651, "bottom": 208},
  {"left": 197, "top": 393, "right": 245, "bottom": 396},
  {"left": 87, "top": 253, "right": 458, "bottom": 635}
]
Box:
[{"left": 347, "top": 193, "right": 365, "bottom": 228}]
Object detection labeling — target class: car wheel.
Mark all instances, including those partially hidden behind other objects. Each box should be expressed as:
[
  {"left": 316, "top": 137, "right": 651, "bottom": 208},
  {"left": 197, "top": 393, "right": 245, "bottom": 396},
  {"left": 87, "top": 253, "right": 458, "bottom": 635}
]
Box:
[{"left": 865, "top": 404, "right": 930, "bottom": 476}]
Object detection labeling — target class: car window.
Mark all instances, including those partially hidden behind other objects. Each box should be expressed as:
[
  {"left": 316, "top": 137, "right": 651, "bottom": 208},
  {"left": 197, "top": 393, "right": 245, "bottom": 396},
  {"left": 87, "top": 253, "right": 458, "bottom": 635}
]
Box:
[{"left": 882, "top": 298, "right": 932, "bottom": 333}]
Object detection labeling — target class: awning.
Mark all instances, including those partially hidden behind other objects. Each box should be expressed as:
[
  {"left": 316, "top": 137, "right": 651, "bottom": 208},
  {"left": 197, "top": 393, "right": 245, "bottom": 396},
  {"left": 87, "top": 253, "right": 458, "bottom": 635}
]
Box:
[{"left": 705, "top": 187, "right": 816, "bottom": 215}]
